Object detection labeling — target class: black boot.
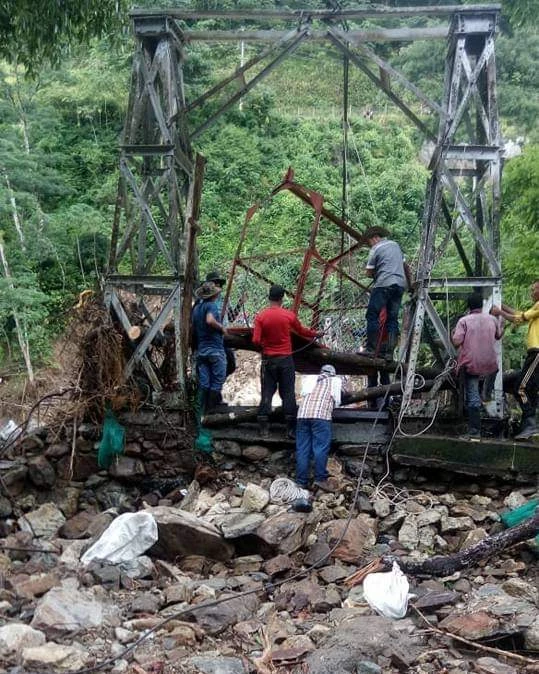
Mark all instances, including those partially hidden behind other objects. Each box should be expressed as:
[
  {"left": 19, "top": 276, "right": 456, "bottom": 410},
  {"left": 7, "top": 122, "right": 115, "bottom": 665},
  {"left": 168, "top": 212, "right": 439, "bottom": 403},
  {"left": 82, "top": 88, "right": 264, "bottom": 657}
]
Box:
[
  {"left": 468, "top": 407, "right": 481, "bottom": 440},
  {"left": 460, "top": 407, "right": 481, "bottom": 441},
  {"left": 385, "top": 332, "right": 398, "bottom": 362},
  {"left": 515, "top": 415, "right": 537, "bottom": 440},
  {"left": 198, "top": 387, "right": 209, "bottom": 418},
  {"left": 285, "top": 417, "right": 296, "bottom": 440},
  {"left": 362, "top": 331, "right": 379, "bottom": 357},
  {"left": 258, "top": 417, "right": 270, "bottom": 439},
  {"left": 206, "top": 390, "right": 221, "bottom": 414}
]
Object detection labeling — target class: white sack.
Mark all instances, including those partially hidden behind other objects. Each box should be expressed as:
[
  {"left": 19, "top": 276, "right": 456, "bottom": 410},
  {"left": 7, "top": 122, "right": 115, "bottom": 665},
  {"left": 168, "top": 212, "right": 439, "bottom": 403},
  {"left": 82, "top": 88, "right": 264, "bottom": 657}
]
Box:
[
  {"left": 81, "top": 511, "right": 158, "bottom": 565},
  {"left": 363, "top": 561, "right": 410, "bottom": 619}
]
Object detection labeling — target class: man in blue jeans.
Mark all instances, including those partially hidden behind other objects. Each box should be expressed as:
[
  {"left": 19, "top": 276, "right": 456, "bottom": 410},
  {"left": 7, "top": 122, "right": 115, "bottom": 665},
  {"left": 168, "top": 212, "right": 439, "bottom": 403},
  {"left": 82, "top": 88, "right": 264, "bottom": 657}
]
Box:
[
  {"left": 452, "top": 292, "right": 503, "bottom": 439},
  {"left": 295, "top": 364, "right": 342, "bottom": 492},
  {"left": 191, "top": 281, "right": 228, "bottom": 414},
  {"left": 363, "top": 226, "right": 410, "bottom": 361}
]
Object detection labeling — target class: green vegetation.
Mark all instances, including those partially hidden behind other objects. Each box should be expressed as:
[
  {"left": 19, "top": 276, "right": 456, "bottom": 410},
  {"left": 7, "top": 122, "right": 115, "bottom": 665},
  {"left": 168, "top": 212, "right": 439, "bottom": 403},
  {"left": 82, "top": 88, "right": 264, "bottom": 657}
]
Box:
[{"left": 0, "top": 0, "right": 537, "bottom": 374}]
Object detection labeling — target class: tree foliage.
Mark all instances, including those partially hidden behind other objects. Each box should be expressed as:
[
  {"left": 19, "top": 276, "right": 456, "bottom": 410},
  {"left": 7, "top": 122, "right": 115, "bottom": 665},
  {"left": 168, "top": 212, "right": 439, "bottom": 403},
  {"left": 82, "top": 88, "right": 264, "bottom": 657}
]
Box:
[
  {"left": 0, "top": 0, "right": 536, "bottom": 372},
  {"left": 0, "top": 0, "right": 127, "bottom": 73}
]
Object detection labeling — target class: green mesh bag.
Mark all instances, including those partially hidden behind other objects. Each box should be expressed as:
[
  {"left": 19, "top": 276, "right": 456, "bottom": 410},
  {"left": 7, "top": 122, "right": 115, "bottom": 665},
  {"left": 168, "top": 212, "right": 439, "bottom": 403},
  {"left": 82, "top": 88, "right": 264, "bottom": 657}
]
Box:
[
  {"left": 500, "top": 499, "right": 538, "bottom": 528},
  {"left": 98, "top": 406, "right": 126, "bottom": 469},
  {"left": 193, "top": 387, "right": 213, "bottom": 455}
]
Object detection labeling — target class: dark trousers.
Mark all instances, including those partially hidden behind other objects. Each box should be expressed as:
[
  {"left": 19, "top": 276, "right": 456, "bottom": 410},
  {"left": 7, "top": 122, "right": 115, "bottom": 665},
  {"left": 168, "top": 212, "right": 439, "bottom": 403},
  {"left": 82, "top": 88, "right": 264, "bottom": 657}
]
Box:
[
  {"left": 366, "top": 284, "right": 404, "bottom": 337},
  {"left": 258, "top": 354, "right": 296, "bottom": 421},
  {"left": 515, "top": 349, "right": 539, "bottom": 419},
  {"left": 368, "top": 370, "right": 390, "bottom": 410}
]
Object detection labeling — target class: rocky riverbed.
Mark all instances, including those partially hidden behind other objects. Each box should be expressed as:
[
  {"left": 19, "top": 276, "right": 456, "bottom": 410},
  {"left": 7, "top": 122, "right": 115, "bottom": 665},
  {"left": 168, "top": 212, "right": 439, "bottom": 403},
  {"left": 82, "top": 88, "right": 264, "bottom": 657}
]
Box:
[{"left": 0, "top": 423, "right": 538, "bottom": 674}]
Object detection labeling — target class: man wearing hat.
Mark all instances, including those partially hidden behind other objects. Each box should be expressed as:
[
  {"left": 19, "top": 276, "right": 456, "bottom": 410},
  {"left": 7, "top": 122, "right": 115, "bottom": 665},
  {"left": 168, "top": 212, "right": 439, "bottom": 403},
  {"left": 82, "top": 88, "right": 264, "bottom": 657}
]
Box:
[
  {"left": 191, "top": 281, "right": 227, "bottom": 414},
  {"left": 295, "top": 364, "right": 343, "bottom": 492},
  {"left": 252, "top": 284, "right": 320, "bottom": 438},
  {"left": 363, "top": 226, "right": 410, "bottom": 360},
  {"left": 205, "top": 270, "right": 248, "bottom": 376}
]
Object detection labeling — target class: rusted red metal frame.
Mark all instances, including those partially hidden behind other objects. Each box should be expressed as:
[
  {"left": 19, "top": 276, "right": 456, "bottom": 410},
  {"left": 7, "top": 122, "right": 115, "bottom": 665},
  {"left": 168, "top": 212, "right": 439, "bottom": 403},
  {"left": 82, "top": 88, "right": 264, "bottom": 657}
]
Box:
[{"left": 224, "top": 168, "right": 371, "bottom": 328}]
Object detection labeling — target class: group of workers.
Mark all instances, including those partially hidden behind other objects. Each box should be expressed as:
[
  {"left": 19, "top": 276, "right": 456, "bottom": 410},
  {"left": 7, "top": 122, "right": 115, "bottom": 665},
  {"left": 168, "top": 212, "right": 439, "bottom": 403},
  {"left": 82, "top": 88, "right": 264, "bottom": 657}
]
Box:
[{"left": 191, "top": 225, "right": 538, "bottom": 490}]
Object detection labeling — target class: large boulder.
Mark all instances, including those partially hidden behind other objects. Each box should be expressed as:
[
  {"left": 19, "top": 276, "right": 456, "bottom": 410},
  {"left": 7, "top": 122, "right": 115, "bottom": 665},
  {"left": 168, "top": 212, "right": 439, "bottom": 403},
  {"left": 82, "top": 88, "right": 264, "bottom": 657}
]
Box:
[
  {"left": 219, "top": 512, "right": 265, "bottom": 539},
  {"left": 22, "top": 642, "right": 88, "bottom": 671},
  {"left": 27, "top": 456, "right": 56, "bottom": 488},
  {"left": 18, "top": 503, "right": 66, "bottom": 539},
  {"left": 31, "top": 579, "right": 118, "bottom": 635},
  {"left": 319, "top": 517, "right": 376, "bottom": 563},
  {"left": 304, "top": 615, "right": 423, "bottom": 673},
  {"left": 0, "top": 623, "right": 45, "bottom": 652},
  {"left": 255, "top": 512, "right": 315, "bottom": 555},
  {"left": 146, "top": 506, "right": 234, "bottom": 562},
  {"left": 187, "top": 592, "right": 260, "bottom": 635}
]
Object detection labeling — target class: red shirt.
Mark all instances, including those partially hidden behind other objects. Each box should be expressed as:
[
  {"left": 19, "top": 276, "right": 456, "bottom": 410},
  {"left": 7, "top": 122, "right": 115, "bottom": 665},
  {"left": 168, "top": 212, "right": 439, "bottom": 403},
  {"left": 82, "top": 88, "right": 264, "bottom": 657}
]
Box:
[{"left": 252, "top": 305, "right": 318, "bottom": 356}]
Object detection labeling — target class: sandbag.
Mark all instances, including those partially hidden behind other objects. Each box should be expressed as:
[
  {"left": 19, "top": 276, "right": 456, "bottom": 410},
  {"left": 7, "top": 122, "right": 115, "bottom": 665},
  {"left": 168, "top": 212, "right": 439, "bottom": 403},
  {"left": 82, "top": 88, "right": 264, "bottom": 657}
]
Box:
[{"left": 81, "top": 512, "right": 158, "bottom": 565}]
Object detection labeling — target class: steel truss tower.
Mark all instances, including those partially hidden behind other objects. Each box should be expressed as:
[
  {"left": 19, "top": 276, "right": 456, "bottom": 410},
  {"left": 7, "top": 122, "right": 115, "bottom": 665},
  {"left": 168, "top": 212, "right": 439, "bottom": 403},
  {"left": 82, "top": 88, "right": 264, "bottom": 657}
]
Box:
[{"left": 106, "top": 5, "right": 502, "bottom": 415}]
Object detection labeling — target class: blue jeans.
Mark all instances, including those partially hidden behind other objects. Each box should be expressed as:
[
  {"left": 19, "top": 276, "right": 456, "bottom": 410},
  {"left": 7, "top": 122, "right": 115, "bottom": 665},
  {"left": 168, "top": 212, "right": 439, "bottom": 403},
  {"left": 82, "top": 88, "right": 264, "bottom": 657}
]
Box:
[
  {"left": 295, "top": 418, "right": 332, "bottom": 486},
  {"left": 464, "top": 373, "right": 481, "bottom": 410},
  {"left": 366, "top": 284, "right": 404, "bottom": 337},
  {"left": 196, "top": 351, "right": 226, "bottom": 392}
]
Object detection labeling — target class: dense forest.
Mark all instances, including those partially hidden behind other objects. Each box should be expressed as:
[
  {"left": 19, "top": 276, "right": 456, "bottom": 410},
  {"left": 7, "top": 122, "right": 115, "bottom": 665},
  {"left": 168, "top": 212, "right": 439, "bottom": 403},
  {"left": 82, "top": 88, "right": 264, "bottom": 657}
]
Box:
[{"left": 0, "top": 0, "right": 537, "bottom": 376}]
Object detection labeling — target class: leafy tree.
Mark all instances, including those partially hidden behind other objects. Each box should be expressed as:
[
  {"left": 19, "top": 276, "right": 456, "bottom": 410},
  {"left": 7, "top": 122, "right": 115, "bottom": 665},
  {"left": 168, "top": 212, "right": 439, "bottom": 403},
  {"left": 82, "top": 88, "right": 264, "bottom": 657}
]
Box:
[
  {"left": 0, "top": 0, "right": 127, "bottom": 73},
  {"left": 500, "top": 145, "right": 539, "bottom": 305}
]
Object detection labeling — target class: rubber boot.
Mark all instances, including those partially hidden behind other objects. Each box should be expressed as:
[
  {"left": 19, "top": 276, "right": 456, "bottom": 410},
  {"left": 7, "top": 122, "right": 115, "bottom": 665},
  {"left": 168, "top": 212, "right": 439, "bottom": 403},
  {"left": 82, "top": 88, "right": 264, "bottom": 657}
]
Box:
[
  {"left": 468, "top": 407, "right": 481, "bottom": 440},
  {"left": 198, "top": 387, "right": 209, "bottom": 420},
  {"left": 363, "top": 331, "right": 379, "bottom": 357},
  {"left": 258, "top": 417, "right": 270, "bottom": 439},
  {"left": 385, "top": 332, "right": 398, "bottom": 361},
  {"left": 215, "top": 391, "right": 228, "bottom": 408},
  {"left": 205, "top": 390, "right": 221, "bottom": 414},
  {"left": 514, "top": 415, "right": 537, "bottom": 440}
]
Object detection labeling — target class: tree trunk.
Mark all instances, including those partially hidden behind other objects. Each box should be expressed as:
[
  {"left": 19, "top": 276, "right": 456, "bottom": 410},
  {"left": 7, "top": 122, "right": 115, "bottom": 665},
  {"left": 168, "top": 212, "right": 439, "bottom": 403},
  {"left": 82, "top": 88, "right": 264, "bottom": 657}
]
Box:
[
  {"left": 0, "top": 239, "right": 34, "bottom": 384},
  {"left": 383, "top": 511, "right": 539, "bottom": 576},
  {"left": 2, "top": 169, "right": 26, "bottom": 253}
]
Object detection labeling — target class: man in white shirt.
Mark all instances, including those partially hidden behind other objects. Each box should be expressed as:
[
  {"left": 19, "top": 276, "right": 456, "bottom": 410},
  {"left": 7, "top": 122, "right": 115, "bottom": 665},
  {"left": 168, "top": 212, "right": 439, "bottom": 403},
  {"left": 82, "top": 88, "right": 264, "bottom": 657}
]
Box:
[{"left": 295, "top": 365, "right": 342, "bottom": 492}]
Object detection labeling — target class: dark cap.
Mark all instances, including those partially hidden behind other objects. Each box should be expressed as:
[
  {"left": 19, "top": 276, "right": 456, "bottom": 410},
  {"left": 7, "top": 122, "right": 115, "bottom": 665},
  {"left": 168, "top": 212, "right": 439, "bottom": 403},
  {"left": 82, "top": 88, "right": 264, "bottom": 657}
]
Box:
[
  {"left": 205, "top": 270, "right": 226, "bottom": 285},
  {"left": 269, "top": 284, "right": 285, "bottom": 301},
  {"left": 196, "top": 281, "right": 221, "bottom": 300},
  {"left": 362, "top": 226, "right": 390, "bottom": 242}
]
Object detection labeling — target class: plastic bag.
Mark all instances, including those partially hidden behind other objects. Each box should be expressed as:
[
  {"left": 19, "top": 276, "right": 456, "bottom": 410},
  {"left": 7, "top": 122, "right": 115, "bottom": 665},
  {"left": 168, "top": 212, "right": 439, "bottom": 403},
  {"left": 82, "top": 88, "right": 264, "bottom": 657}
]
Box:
[
  {"left": 81, "top": 512, "right": 158, "bottom": 566},
  {"left": 98, "top": 407, "right": 125, "bottom": 469},
  {"left": 363, "top": 561, "right": 411, "bottom": 619}
]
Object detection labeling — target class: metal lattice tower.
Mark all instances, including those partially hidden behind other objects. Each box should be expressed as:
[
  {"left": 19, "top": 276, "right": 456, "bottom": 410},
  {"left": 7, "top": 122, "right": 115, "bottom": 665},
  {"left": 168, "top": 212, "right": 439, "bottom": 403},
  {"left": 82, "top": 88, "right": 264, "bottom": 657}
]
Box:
[
  {"left": 105, "top": 4, "right": 503, "bottom": 414},
  {"left": 401, "top": 9, "right": 503, "bottom": 418}
]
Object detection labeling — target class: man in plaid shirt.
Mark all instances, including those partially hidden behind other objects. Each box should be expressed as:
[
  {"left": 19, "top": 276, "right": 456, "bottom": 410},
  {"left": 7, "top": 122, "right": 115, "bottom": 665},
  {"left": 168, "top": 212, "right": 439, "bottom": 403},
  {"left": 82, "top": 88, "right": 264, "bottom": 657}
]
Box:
[{"left": 295, "top": 364, "right": 343, "bottom": 492}]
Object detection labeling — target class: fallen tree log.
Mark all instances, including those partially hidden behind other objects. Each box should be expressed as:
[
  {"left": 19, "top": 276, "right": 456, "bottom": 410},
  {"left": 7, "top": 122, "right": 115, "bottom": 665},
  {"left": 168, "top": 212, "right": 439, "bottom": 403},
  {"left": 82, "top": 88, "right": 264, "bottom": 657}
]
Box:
[
  {"left": 203, "top": 371, "right": 520, "bottom": 427},
  {"left": 225, "top": 331, "right": 442, "bottom": 377},
  {"left": 383, "top": 510, "right": 539, "bottom": 576}
]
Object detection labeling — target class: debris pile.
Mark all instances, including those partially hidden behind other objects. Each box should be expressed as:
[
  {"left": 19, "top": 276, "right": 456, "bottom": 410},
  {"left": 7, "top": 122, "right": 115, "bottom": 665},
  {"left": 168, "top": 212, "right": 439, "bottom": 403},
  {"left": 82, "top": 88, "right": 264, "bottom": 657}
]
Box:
[{"left": 0, "top": 432, "right": 537, "bottom": 674}]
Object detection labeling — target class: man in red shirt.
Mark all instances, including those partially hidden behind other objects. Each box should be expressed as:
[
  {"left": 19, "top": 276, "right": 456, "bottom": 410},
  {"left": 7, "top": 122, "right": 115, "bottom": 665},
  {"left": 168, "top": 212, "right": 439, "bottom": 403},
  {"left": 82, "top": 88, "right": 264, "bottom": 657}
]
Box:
[{"left": 253, "top": 284, "right": 320, "bottom": 438}]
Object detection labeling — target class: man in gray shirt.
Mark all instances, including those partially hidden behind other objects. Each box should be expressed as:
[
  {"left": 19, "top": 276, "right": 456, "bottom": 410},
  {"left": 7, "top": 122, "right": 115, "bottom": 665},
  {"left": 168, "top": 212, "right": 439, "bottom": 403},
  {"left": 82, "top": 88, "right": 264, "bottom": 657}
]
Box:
[{"left": 363, "top": 226, "right": 410, "bottom": 360}]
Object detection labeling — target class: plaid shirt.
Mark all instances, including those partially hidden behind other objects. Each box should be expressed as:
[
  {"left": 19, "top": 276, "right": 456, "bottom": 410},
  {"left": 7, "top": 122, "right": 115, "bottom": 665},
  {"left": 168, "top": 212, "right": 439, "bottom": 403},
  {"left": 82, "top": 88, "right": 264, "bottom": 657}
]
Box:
[{"left": 298, "top": 374, "right": 342, "bottom": 420}]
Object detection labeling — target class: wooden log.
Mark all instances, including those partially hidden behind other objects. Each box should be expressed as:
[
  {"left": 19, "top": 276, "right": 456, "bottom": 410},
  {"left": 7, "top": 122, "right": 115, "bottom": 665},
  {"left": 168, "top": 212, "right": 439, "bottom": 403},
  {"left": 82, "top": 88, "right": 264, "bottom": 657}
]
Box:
[
  {"left": 224, "top": 331, "right": 433, "bottom": 376},
  {"left": 181, "top": 27, "right": 450, "bottom": 43},
  {"left": 203, "top": 380, "right": 437, "bottom": 427},
  {"left": 204, "top": 370, "right": 520, "bottom": 428},
  {"left": 131, "top": 6, "right": 501, "bottom": 20},
  {"left": 383, "top": 510, "right": 539, "bottom": 576}
]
